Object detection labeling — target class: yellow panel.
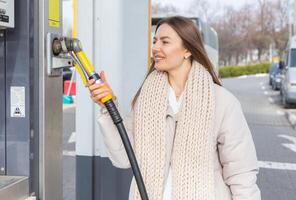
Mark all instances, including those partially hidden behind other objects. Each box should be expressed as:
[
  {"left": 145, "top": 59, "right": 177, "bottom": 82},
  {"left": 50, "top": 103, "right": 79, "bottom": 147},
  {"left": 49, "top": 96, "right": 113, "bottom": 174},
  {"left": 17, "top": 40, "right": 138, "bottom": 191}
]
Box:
[
  {"left": 72, "top": 0, "right": 77, "bottom": 37},
  {"left": 48, "top": 0, "right": 60, "bottom": 28}
]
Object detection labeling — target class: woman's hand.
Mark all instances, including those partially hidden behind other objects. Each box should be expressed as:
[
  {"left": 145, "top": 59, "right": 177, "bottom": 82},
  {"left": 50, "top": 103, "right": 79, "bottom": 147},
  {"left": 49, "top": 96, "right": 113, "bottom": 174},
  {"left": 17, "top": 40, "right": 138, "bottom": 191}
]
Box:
[{"left": 87, "top": 71, "right": 116, "bottom": 108}]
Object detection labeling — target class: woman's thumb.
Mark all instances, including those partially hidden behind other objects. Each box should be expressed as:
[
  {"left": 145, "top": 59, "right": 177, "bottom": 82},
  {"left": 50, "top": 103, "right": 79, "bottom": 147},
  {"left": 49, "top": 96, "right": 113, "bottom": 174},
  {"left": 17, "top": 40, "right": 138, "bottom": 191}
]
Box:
[{"left": 100, "top": 71, "right": 107, "bottom": 83}]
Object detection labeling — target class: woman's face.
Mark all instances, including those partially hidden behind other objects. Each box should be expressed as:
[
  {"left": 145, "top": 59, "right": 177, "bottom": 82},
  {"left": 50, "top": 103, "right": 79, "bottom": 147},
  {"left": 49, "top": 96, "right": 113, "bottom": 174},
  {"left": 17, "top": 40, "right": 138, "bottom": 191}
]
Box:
[{"left": 152, "top": 23, "right": 190, "bottom": 71}]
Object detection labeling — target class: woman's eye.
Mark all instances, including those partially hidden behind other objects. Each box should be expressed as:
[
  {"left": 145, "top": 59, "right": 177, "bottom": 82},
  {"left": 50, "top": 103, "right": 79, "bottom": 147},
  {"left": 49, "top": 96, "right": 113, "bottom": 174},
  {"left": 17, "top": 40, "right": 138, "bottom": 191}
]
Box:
[{"left": 163, "top": 41, "right": 169, "bottom": 44}]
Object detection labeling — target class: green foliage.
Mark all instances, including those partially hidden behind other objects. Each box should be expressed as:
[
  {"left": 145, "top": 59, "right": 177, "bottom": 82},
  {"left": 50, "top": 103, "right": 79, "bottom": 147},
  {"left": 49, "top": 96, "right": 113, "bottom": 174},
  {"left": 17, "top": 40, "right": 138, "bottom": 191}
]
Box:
[{"left": 219, "top": 63, "right": 270, "bottom": 78}]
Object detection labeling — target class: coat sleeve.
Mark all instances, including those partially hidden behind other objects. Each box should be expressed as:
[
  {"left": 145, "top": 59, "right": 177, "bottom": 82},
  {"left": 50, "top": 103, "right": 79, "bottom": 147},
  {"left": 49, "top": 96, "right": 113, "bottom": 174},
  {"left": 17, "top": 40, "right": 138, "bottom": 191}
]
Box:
[
  {"left": 217, "top": 97, "right": 261, "bottom": 200},
  {"left": 97, "top": 106, "right": 134, "bottom": 169}
]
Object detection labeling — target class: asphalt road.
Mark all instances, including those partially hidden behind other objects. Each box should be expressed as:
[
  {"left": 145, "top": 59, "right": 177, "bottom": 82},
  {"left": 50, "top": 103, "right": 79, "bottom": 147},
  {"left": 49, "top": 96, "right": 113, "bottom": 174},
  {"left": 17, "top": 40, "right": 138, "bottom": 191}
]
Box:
[{"left": 222, "top": 74, "right": 296, "bottom": 200}]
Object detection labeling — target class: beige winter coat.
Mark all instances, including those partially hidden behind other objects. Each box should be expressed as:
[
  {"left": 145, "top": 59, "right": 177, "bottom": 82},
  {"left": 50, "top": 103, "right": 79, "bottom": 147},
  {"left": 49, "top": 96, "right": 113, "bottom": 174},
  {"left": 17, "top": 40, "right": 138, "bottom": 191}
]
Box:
[{"left": 97, "top": 84, "right": 261, "bottom": 200}]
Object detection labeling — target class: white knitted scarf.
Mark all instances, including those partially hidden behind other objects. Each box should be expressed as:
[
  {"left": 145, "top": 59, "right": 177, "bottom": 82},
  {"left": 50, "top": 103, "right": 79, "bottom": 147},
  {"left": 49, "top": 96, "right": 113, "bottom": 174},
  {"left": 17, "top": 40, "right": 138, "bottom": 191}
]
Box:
[{"left": 133, "top": 61, "right": 215, "bottom": 200}]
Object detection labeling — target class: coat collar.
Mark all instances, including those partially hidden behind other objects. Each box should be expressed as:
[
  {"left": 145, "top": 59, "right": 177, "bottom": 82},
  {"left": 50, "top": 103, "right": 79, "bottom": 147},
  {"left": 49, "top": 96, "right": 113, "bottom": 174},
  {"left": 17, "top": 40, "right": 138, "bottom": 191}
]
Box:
[{"left": 166, "top": 103, "right": 180, "bottom": 122}]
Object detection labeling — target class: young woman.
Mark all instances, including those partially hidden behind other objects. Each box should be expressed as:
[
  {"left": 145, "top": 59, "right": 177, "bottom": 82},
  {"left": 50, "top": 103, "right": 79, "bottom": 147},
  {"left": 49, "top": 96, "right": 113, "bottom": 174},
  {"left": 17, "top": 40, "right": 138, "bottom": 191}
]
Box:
[{"left": 88, "top": 16, "right": 261, "bottom": 200}]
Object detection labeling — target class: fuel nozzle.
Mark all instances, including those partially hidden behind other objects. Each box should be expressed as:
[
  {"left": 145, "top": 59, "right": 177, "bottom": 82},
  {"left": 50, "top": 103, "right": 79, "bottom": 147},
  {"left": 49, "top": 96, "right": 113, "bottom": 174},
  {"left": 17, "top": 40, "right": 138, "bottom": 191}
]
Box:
[
  {"left": 52, "top": 37, "right": 98, "bottom": 78},
  {"left": 52, "top": 36, "right": 112, "bottom": 103}
]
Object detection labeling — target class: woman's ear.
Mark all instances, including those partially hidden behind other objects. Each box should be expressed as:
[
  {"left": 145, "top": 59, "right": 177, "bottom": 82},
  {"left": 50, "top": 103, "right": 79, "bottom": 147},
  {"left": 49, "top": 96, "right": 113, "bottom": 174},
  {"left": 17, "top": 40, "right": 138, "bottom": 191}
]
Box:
[{"left": 184, "top": 50, "right": 192, "bottom": 59}]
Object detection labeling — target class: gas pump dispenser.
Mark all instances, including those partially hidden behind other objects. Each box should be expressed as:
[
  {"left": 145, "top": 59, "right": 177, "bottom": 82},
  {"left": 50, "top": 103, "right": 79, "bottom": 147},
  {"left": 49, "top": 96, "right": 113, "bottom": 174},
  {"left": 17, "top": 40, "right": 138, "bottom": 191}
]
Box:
[
  {"left": 0, "top": 1, "right": 30, "bottom": 200},
  {"left": 1, "top": 0, "right": 65, "bottom": 199},
  {"left": 50, "top": 36, "right": 149, "bottom": 200},
  {"left": 0, "top": 0, "right": 150, "bottom": 199}
]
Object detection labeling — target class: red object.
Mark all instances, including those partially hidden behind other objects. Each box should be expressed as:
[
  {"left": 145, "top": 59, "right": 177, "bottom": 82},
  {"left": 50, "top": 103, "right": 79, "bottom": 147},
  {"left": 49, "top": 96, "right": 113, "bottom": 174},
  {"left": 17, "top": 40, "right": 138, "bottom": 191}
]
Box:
[{"left": 64, "top": 80, "right": 76, "bottom": 96}]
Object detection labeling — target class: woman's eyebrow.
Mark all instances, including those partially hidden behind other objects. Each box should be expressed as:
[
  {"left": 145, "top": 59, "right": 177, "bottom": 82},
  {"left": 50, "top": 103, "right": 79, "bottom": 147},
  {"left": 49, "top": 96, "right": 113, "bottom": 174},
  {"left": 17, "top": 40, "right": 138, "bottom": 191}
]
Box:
[
  {"left": 160, "top": 36, "right": 171, "bottom": 40},
  {"left": 153, "top": 36, "right": 171, "bottom": 40}
]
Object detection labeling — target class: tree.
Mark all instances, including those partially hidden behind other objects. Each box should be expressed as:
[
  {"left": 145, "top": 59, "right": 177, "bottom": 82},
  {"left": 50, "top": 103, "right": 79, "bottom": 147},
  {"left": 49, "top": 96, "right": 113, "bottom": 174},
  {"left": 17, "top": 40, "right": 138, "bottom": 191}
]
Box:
[
  {"left": 152, "top": 0, "right": 289, "bottom": 66},
  {"left": 152, "top": 2, "right": 178, "bottom": 15},
  {"left": 210, "top": 0, "right": 289, "bottom": 65}
]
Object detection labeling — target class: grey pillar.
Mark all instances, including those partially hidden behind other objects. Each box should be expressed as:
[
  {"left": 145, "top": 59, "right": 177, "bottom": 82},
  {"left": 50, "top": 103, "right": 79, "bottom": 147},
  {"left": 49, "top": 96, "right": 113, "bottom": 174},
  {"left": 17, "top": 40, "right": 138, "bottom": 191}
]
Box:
[{"left": 75, "top": 0, "right": 149, "bottom": 199}]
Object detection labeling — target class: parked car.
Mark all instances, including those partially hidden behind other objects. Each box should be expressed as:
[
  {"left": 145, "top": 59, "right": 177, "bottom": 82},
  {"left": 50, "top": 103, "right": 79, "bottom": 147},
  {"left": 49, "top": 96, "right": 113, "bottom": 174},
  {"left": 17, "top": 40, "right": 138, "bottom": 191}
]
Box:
[
  {"left": 269, "top": 61, "right": 284, "bottom": 90},
  {"left": 280, "top": 36, "right": 296, "bottom": 107}
]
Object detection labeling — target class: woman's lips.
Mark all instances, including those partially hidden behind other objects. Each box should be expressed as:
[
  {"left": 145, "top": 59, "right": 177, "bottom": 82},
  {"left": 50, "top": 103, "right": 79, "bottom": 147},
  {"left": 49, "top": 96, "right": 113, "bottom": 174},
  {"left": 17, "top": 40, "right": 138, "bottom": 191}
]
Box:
[{"left": 154, "top": 57, "right": 165, "bottom": 62}]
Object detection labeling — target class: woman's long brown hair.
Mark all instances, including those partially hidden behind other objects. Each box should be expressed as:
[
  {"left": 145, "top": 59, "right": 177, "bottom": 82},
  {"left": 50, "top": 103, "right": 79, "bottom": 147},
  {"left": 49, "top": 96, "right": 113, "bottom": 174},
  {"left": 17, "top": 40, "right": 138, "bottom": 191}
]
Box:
[{"left": 132, "top": 16, "right": 221, "bottom": 108}]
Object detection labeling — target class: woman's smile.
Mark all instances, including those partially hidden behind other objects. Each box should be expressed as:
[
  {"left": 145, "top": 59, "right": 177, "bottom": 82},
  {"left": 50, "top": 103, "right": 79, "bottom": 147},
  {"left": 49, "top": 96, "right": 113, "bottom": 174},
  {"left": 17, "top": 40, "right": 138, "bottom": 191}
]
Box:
[
  {"left": 154, "top": 55, "right": 166, "bottom": 65},
  {"left": 155, "top": 58, "right": 165, "bottom": 63}
]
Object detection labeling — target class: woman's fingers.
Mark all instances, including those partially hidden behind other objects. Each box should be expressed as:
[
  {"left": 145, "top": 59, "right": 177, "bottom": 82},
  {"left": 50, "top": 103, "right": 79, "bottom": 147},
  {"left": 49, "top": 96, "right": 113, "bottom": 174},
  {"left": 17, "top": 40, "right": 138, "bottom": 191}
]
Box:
[
  {"left": 92, "top": 91, "right": 110, "bottom": 101},
  {"left": 88, "top": 83, "right": 113, "bottom": 105},
  {"left": 88, "top": 82, "right": 104, "bottom": 92},
  {"left": 86, "top": 71, "right": 116, "bottom": 107},
  {"left": 91, "top": 87, "right": 110, "bottom": 97},
  {"left": 86, "top": 79, "right": 95, "bottom": 87},
  {"left": 99, "top": 71, "right": 110, "bottom": 88},
  {"left": 100, "top": 71, "right": 106, "bottom": 82},
  {"left": 87, "top": 71, "right": 108, "bottom": 89}
]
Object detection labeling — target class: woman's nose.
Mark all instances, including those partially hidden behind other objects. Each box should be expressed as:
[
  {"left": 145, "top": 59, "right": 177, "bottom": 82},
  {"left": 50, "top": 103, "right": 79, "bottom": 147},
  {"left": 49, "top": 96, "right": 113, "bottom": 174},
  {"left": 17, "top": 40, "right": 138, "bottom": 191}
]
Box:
[{"left": 152, "top": 42, "right": 160, "bottom": 52}]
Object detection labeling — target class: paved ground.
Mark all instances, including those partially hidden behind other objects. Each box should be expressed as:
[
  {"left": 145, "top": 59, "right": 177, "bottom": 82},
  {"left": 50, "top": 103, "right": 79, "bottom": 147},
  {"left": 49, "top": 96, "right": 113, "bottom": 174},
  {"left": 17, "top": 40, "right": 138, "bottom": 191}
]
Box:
[
  {"left": 63, "top": 74, "right": 296, "bottom": 200},
  {"left": 63, "top": 105, "right": 76, "bottom": 200},
  {"left": 222, "top": 74, "right": 296, "bottom": 200}
]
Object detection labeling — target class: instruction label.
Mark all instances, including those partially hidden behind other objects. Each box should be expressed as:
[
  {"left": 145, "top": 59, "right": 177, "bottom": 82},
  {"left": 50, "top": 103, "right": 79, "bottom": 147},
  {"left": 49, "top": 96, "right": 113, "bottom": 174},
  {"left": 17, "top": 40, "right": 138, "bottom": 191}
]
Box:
[
  {"left": 48, "top": 0, "right": 60, "bottom": 28},
  {"left": 0, "top": 8, "right": 9, "bottom": 23},
  {"left": 10, "top": 87, "right": 25, "bottom": 118},
  {"left": 0, "top": 15, "right": 9, "bottom": 23}
]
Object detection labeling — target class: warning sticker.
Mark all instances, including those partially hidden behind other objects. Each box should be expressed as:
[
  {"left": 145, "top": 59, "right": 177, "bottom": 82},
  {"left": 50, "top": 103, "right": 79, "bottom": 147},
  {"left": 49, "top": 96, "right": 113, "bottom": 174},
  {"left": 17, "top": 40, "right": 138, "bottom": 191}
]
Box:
[{"left": 10, "top": 87, "right": 25, "bottom": 118}]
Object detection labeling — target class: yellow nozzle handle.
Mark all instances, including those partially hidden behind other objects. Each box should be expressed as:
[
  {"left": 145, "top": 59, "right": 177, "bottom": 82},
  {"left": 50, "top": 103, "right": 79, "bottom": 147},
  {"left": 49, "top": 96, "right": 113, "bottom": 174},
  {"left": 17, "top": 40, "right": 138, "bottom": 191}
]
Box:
[
  {"left": 76, "top": 50, "right": 113, "bottom": 103},
  {"left": 76, "top": 51, "right": 95, "bottom": 75},
  {"left": 99, "top": 84, "right": 113, "bottom": 103}
]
